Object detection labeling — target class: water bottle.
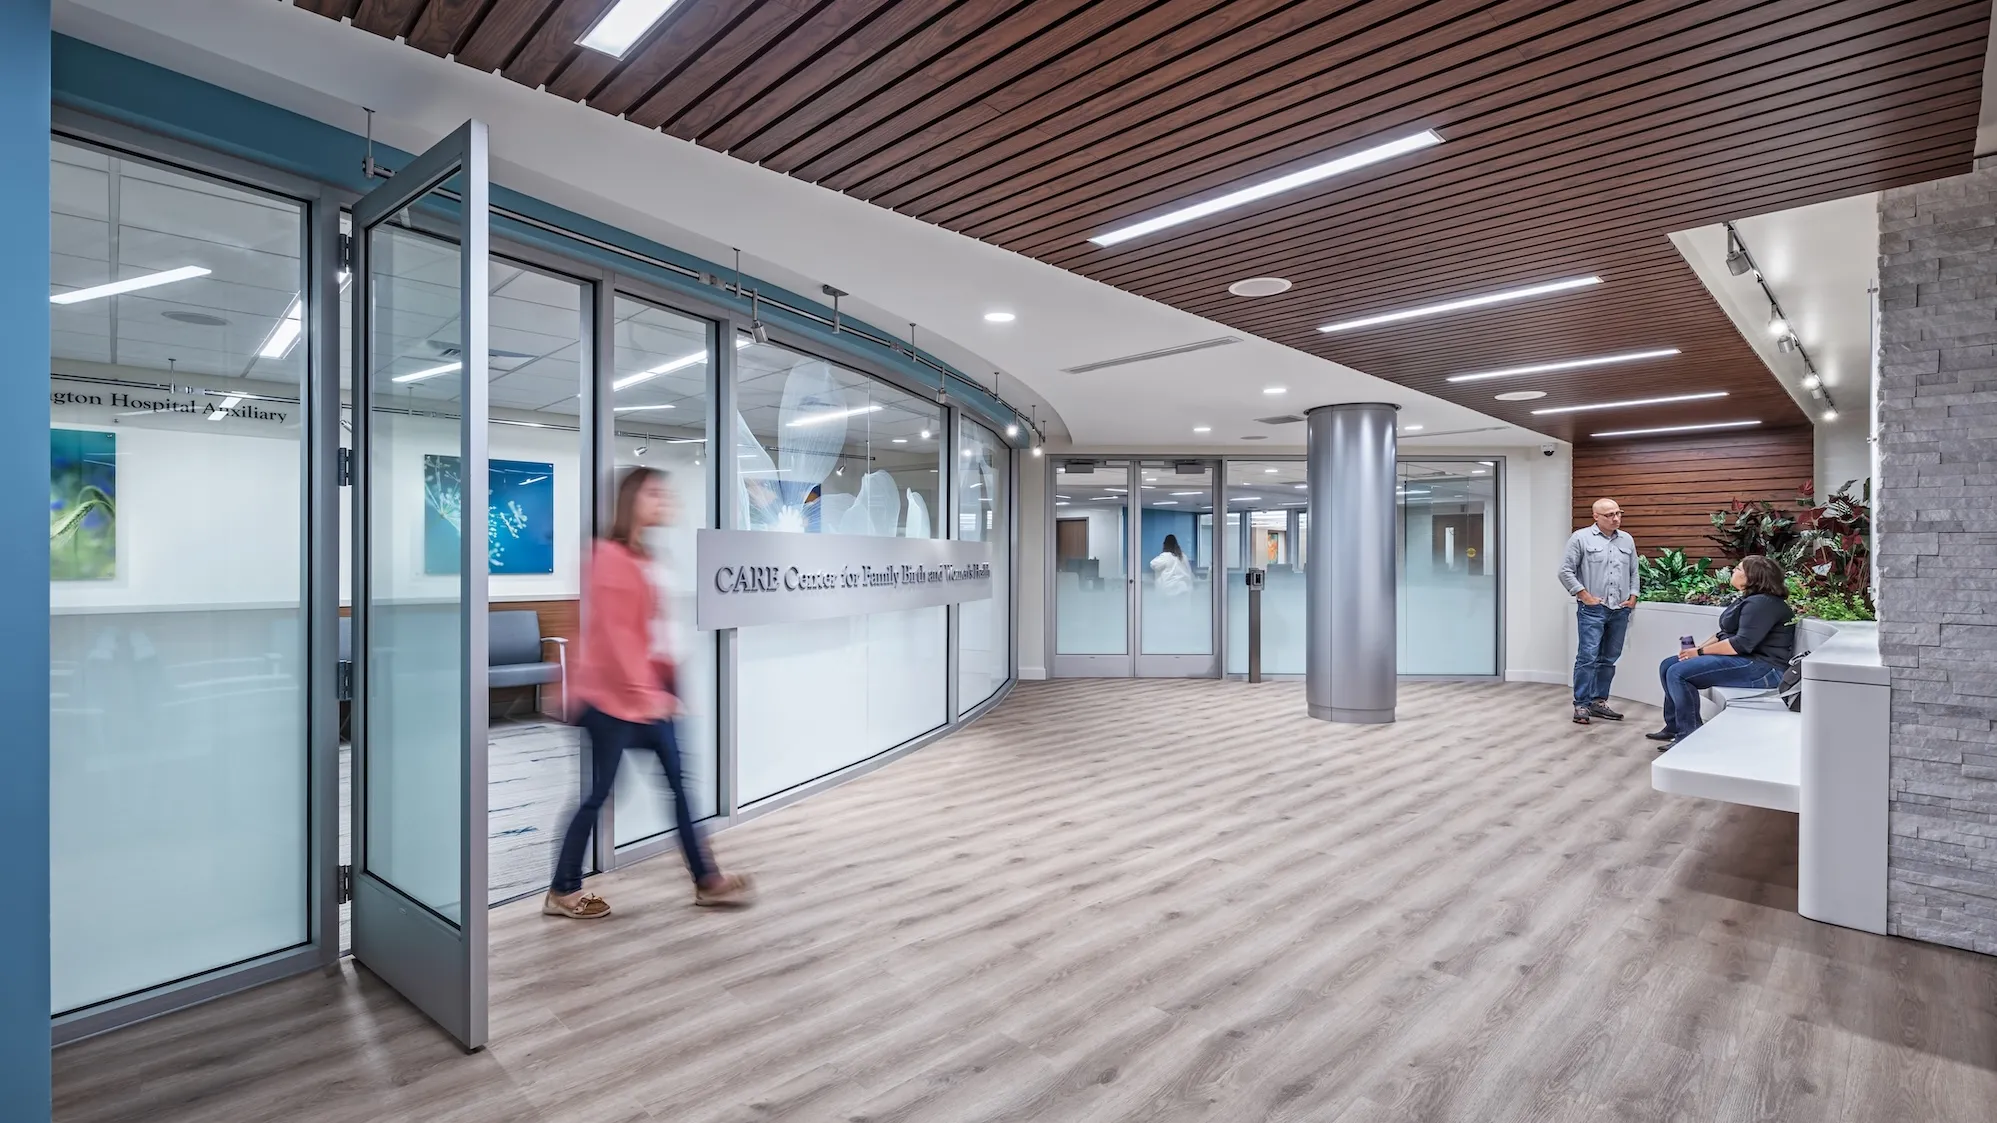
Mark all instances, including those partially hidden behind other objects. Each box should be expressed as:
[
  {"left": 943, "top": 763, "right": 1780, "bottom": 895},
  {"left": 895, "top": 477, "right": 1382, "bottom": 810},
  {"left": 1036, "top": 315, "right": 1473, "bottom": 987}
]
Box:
[{"left": 1680, "top": 635, "right": 1696, "bottom": 657}]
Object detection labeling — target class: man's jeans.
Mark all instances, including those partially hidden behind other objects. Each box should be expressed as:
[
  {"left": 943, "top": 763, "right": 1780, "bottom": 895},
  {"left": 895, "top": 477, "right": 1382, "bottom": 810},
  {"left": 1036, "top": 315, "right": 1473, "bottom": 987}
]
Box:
[
  {"left": 1573, "top": 603, "right": 1632, "bottom": 706},
  {"left": 1657, "top": 654, "right": 1783, "bottom": 737}
]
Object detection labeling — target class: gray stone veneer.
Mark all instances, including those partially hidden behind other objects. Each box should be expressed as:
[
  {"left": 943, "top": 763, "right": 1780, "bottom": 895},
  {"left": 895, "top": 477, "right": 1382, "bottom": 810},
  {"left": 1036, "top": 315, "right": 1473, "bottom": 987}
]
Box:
[{"left": 1876, "top": 167, "right": 1997, "bottom": 956}]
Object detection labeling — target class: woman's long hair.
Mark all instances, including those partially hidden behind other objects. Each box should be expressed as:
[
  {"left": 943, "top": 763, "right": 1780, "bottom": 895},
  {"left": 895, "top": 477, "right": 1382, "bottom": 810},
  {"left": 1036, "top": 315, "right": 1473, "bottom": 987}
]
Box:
[
  {"left": 1737, "top": 553, "right": 1787, "bottom": 598},
  {"left": 607, "top": 466, "right": 665, "bottom": 557},
  {"left": 1161, "top": 533, "right": 1184, "bottom": 559}
]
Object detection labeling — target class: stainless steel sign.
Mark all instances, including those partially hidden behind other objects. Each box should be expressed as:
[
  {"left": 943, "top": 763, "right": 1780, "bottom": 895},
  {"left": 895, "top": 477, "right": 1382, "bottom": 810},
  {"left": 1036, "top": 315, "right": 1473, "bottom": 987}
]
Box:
[{"left": 695, "top": 529, "right": 992, "bottom": 630}]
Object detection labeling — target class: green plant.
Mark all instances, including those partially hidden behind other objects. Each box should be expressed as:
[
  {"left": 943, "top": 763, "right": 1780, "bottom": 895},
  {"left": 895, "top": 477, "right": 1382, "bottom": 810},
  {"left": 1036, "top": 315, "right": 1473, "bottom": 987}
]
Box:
[
  {"left": 1706, "top": 487, "right": 1809, "bottom": 564},
  {"left": 1795, "top": 592, "right": 1873, "bottom": 622},
  {"left": 1796, "top": 479, "right": 1873, "bottom": 614},
  {"left": 1636, "top": 546, "right": 1709, "bottom": 600}
]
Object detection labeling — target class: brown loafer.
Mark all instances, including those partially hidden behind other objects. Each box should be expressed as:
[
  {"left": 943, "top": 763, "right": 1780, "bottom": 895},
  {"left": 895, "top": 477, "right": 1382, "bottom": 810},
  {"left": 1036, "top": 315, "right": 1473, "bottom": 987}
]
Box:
[
  {"left": 544, "top": 890, "right": 611, "bottom": 919},
  {"left": 694, "top": 873, "right": 755, "bottom": 908}
]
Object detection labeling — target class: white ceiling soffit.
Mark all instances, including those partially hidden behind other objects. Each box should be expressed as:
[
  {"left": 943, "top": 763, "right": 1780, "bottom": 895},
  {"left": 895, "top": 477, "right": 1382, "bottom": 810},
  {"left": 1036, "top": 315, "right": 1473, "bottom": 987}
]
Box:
[
  {"left": 1980, "top": 8, "right": 1997, "bottom": 158},
  {"left": 1671, "top": 193, "right": 1877, "bottom": 441},
  {"left": 54, "top": 0, "right": 1543, "bottom": 451}
]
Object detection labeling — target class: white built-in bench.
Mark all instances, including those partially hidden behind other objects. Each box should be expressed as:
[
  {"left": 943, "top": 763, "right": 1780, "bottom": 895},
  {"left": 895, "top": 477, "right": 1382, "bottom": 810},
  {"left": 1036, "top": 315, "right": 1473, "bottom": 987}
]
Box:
[{"left": 1645, "top": 618, "right": 1888, "bottom": 934}]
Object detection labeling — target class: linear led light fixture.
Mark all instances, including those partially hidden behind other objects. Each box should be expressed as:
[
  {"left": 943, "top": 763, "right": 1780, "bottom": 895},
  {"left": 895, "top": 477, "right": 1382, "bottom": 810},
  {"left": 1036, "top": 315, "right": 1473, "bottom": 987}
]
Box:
[
  {"left": 51, "top": 265, "right": 211, "bottom": 305},
  {"left": 788, "top": 404, "right": 882, "bottom": 428},
  {"left": 1592, "top": 420, "right": 1762, "bottom": 438},
  {"left": 612, "top": 404, "right": 676, "bottom": 413},
  {"left": 207, "top": 395, "right": 242, "bottom": 421},
  {"left": 392, "top": 361, "right": 461, "bottom": 385},
  {"left": 259, "top": 296, "right": 304, "bottom": 359},
  {"left": 1088, "top": 130, "right": 1442, "bottom": 248},
  {"left": 1532, "top": 391, "right": 1729, "bottom": 415},
  {"left": 1318, "top": 275, "right": 1601, "bottom": 334},
  {"left": 614, "top": 338, "right": 748, "bottom": 392},
  {"left": 577, "top": 0, "right": 686, "bottom": 58},
  {"left": 1446, "top": 347, "right": 1679, "bottom": 383}
]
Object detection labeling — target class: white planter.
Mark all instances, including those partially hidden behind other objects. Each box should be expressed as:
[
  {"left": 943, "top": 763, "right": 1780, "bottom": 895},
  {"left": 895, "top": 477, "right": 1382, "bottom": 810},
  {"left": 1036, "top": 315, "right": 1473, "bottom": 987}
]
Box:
[{"left": 1561, "top": 601, "right": 1723, "bottom": 710}]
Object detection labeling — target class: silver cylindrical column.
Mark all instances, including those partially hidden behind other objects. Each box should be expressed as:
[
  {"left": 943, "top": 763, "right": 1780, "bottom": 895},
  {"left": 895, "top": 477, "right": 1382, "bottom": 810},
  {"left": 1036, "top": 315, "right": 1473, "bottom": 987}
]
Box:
[{"left": 1305, "top": 403, "right": 1398, "bottom": 723}]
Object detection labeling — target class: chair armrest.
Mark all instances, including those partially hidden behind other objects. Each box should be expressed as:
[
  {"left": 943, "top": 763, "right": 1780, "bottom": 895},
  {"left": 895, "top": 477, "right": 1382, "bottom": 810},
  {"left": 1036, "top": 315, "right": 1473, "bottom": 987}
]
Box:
[
  {"left": 540, "top": 637, "right": 568, "bottom": 647},
  {"left": 542, "top": 637, "right": 568, "bottom": 669}
]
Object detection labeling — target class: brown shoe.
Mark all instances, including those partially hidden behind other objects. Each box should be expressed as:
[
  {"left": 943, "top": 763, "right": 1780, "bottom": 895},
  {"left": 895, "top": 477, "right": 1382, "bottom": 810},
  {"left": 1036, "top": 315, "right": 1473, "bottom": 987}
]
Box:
[
  {"left": 695, "top": 873, "right": 755, "bottom": 908},
  {"left": 544, "top": 890, "right": 611, "bottom": 919}
]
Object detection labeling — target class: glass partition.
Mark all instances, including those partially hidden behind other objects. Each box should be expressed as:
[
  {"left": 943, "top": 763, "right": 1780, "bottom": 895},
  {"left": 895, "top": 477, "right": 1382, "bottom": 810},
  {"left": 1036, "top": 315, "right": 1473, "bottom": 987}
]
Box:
[
  {"left": 733, "top": 337, "right": 947, "bottom": 804},
  {"left": 1053, "top": 460, "right": 1130, "bottom": 657},
  {"left": 48, "top": 140, "right": 310, "bottom": 1014},
  {"left": 1137, "top": 461, "right": 1213, "bottom": 657},
  {"left": 1398, "top": 460, "right": 1499, "bottom": 675},
  {"left": 1224, "top": 461, "right": 1308, "bottom": 675},
  {"left": 957, "top": 418, "right": 1010, "bottom": 710},
  {"left": 609, "top": 294, "right": 718, "bottom": 842}
]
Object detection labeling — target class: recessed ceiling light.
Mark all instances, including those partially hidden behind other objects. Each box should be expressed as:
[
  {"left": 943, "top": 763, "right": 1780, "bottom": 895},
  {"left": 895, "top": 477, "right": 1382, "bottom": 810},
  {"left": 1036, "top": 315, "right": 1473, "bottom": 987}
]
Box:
[
  {"left": 1592, "top": 420, "right": 1762, "bottom": 438},
  {"left": 1229, "top": 277, "right": 1293, "bottom": 297},
  {"left": 789, "top": 404, "right": 883, "bottom": 428},
  {"left": 1170, "top": 491, "right": 1203, "bottom": 496},
  {"left": 1263, "top": 386, "right": 1287, "bottom": 395},
  {"left": 1317, "top": 275, "right": 1600, "bottom": 334},
  {"left": 1294, "top": 484, "right": 1307, "bottom": 489},
  {"left": 1264, "top": 468, "right": 1280, "bottom": 474},
  {"left": 1531, "top": 391, "right": 1729, "bottom": 415},
  {"left": 920, "top": 429, "right": 932, "bottom": 439},
  {"left": 1446, "top": 348, "right": 1679, "bottom": 383},
  {"left": 1193, "top": 425, "right": 1212, "bottom": 433},
  {"left": 1156, "top": 501, "right": 1179, "bottom": 506},
  {"left": 1088, "top": 129, "right": 1442, "bottom": 247},
  {"left": 52, "top": 265, "right": 211, "bottom": 305},
  {"left": 985, "top": 311, "right": 1016, "bottom": 323},
  {"left": 612, "top": 404, "right": 676, "bottom": 413},
  {"left": 1402, "top": 424, "right": 1424, "bottom": 431},
  {"left": 577, "top": 0, "right": 687, "bottom": 58},
  {"left": 891, "top": 438, "right": 908, "bottom": 443},
  {"left": 1493, "top": 390, "right": 1547, "bottom": 402}
]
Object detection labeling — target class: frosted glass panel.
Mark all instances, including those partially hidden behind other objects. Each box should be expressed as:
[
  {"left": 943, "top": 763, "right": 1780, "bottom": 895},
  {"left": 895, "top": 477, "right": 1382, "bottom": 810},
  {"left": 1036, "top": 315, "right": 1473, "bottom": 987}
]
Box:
[
  {"left": 1138, "top": 461, "right": 1212, "bottom": 655},
  {"left": 957, "top": 420, "right": 1009, "bottom": 710},
  {"left": 610, "top": 296, "right": 718, "bottom": 845},
  {"left": 1053, "top": 461, "right": 1129, "bottom": 655},
  {"left": 734, "top": 338, "right": 948, "bottom": 804},
  {"left": 365, "top": 215, "right": 466, "bottom": 923},
  {"left": 1398, "top": 461, "right": 1499, "bottom": 675},
  {"left": 49, "top": 142, "right": 309, "bottom": 1013},
  {"left": 1223, "top": 462, "right": 1309, "bottom": 676}
]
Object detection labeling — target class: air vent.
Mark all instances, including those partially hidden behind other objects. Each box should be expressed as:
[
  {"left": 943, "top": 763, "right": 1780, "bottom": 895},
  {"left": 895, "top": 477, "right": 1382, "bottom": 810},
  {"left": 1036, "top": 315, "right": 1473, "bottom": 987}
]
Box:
[
  {"left": 1256, "top": 414, "right": 1305, "bottom": 425},
  {"left": 1060, "top": 336, "right": 1241, "bottom": 374},
  {"left": 162, "top": 311, "right": 229, "bottom": 326},
  {"left": 1240, "top": 434, "right": 1269, "bottom": 441}
]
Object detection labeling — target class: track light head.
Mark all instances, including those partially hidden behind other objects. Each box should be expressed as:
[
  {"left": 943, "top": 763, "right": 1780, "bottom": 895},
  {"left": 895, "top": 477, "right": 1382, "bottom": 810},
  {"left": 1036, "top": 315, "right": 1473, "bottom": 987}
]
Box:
[
  {"left": 751, "top": 320, "right": 770, "bottom": 345},
  {"left": 1768, "top": 314, "right": 1788, "bottom": 338},
  {"left": 1821, "top": 409, "right": 1839, "bottom": 422},
  {"left": 1801, "top": 374, "right": 1821, "bottom": 390},
  {"left": 1725, "top": 248, "right": 1751, "bottom": 276},
  {"left": 1777, "top": 334, "right": 1795, "bottom": 354}
]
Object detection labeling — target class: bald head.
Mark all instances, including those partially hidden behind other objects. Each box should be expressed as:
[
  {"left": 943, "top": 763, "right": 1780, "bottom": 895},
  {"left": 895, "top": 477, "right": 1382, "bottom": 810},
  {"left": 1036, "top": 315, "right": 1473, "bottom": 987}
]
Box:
[{"left": 1592, "top": 498, "right": 1623, "bottom": 534}]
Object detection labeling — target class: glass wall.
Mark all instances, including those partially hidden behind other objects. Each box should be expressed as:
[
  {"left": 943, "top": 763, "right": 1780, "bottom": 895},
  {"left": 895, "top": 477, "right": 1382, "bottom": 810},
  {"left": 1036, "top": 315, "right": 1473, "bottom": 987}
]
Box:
[
  {"left": 609, "top": 294, "right": 718, "bottom": 842},
  {"left": 957, "top": 418, "right": 1010, "bottom": 709},
  {"left": 1224, "top": 461, "right": 1308, "bottom": 675},
  {"left": 1399, "top": 461, "right": 1499, "bottom": 675},
  {"left": 48, "top": 140, "right": 309, "bottom": 1012},
  {"left": 734, "top": 337, "right": 948, "bottom": 804},
  {"left": 1137, "top": 461, "right": 1213, "bottom": 656},
  {"left": 1053, "top": 460, "right": 1130, "bottom": 655}
]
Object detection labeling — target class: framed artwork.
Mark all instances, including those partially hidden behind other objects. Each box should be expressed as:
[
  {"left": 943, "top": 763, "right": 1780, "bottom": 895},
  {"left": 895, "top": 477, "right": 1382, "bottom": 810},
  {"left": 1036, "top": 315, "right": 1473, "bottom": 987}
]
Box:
[
  {"left": 51, "top": 429, "right": 116, "bottom": 581},
  {"left": 423, "top": 454, "right": 556, "bottom": 575}
]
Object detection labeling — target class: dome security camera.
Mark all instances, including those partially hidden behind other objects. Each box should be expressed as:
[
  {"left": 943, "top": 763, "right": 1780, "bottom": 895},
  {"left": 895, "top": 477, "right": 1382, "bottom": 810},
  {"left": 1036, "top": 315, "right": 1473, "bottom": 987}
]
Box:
[{"left": 1540, "top": 443, "right": 1557, "bottom": 458}]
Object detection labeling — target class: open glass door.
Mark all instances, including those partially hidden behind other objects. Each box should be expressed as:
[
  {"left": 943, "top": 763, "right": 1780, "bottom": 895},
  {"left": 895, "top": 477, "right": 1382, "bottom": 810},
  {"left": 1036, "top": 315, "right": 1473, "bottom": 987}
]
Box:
[{"left": 348, "top": 121, "right": 489, "bottom": 1050}]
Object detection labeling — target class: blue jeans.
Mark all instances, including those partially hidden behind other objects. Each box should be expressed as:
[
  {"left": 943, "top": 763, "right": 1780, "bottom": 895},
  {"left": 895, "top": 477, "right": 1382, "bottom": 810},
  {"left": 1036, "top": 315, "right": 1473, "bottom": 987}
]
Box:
[
  {"left": 1656, "top": 655, "right": 1783, "bottom": 737},
  {"left": 552, "top": 707, "right": 712, "bottom": 894},
  {"left": 1573, "top": 603, "right": 1632, "bottom": 705}
]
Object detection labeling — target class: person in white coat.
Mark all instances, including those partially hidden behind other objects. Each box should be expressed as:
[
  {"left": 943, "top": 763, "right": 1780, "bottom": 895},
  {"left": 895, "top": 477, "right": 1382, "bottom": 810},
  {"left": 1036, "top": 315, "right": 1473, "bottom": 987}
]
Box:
[{"left": 1150, "top": 534, "right": 1194, "bottom": 596}]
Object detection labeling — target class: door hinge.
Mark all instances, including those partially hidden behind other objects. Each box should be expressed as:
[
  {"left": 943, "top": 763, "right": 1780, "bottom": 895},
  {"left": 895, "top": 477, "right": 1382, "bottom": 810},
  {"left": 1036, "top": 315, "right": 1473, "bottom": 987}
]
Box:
[
  {"left": 337, "top": 864, "right": 353, "bottom": 904},
  {"left": 338, "top": 232, "right": 354, "bottom": 273},
  {"left": 336, "top": 659, "right": 353, "bottom": 703},
  {"left": 336, "top": 446, "right": 354, "bottom": 487}
]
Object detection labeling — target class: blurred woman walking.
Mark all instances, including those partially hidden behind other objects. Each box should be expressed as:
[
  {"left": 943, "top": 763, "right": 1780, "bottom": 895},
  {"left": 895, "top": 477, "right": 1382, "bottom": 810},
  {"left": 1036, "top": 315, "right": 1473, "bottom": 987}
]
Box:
[{"left": 546, "top": 466, "right": 752, "bottom": 918}]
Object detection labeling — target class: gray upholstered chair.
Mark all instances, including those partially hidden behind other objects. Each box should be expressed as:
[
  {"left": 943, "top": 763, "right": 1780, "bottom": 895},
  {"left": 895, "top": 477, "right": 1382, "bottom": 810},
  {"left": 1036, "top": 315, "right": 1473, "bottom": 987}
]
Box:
[{"left": 488, "top": 610, "right": 567, "bottom": 719}]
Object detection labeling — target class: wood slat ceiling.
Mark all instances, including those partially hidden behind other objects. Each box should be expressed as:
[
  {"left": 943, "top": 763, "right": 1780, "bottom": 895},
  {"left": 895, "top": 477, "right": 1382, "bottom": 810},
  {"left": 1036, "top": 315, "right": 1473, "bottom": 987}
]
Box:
[{"left": 303, "top": 0, "right": 1991, "bottom": 444}]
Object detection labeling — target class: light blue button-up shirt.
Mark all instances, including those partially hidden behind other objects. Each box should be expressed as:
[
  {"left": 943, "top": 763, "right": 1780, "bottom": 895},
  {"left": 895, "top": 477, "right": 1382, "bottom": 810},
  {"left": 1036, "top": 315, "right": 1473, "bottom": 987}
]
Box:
[{"left": 1558, "top": 525, "right": 1639, "bottom": 605}]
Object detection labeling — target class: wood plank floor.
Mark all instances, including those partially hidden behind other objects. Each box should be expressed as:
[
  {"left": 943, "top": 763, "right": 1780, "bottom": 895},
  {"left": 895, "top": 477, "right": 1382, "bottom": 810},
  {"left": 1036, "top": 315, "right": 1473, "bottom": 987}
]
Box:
[{"left": 53, "top": 680, "right": 1997, "bottom": 1122}]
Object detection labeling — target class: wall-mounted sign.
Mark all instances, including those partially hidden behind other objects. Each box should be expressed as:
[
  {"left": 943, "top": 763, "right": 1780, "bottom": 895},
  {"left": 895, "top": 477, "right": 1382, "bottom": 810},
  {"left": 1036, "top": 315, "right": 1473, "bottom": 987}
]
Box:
[{"left": 696, "top": 529, "right": 991, "bottom": 630}]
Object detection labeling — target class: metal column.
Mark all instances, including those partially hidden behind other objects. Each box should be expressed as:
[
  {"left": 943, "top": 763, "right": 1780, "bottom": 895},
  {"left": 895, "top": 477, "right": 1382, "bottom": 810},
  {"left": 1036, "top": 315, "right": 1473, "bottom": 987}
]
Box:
[{"left": 1305, "top": 403, "right": 1398, "bottom": 724}]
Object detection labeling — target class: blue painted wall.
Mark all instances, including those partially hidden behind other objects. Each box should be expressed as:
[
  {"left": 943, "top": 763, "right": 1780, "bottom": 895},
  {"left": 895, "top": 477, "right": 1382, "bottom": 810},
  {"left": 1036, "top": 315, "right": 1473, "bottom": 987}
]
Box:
[
  {"left": 3, "top": 6, "right": 52, "bottom": 1119},
  {"left": 1141, "top": 511, "right": 1199, "bottom": 568}
]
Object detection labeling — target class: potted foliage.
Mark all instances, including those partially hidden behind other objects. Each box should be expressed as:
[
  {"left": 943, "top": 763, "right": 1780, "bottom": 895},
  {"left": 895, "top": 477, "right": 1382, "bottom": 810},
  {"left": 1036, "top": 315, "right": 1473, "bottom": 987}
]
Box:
[{"left": 1706, "top": 486, "right": 1810, "bottom": 564}]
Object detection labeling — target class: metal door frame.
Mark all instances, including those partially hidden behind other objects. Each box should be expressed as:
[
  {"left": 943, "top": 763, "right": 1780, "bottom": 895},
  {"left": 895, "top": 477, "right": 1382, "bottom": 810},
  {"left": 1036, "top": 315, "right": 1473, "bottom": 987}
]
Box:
[
  {"left": 348, "top": 119, "right": 490, "bottom": 1052},
  {"left": 1132, "top": 458, "right": 1221, "bottom": 678}
]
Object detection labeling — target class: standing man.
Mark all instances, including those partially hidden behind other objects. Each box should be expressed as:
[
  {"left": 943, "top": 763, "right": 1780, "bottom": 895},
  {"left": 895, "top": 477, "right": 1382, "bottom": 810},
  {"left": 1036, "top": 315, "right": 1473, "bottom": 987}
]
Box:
[{"left": 1559, "top": 498, "right": 1640, "bottom": 725}]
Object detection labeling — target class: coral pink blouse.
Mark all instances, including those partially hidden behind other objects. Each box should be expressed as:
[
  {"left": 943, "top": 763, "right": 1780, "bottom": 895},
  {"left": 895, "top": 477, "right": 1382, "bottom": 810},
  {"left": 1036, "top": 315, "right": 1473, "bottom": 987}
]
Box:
[{"left": 573, "top": 540, "right": 673, "bottom": 723}]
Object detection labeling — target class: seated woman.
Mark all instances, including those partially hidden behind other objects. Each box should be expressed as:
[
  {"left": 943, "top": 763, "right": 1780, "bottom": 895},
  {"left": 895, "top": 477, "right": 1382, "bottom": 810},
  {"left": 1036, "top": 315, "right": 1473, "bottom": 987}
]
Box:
[{"left": 1648, "top": 554, "right": 1796, "bottom": 746}]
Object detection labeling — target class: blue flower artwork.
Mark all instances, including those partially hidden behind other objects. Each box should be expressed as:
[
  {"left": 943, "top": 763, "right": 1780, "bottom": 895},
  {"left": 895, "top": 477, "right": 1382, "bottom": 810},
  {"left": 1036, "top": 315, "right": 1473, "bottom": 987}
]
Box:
[{"left": 423, "top": 454, "right": 556, "bottom": 575}]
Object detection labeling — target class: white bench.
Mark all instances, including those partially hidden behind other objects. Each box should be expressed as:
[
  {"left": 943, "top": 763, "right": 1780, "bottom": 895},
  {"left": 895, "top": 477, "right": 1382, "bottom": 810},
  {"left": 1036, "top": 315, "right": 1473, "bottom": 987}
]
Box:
[
  {"left": 1651, "top": 687, "right": 1800, "bottom": 812},
  {"left": 1647, "top": 620, "right": 1888, "bottom": 935}
]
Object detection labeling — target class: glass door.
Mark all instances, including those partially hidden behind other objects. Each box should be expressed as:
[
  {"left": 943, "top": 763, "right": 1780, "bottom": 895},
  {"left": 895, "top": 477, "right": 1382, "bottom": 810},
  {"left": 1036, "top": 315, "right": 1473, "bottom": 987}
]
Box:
[
  {"left": 1051, "top": 459, "right": 1133, "bottom": 675},
  {"left": 1135, "top": 460, "right": 1218, "bottom": 676},
  {"left": 348, "top": 121, "right": 490, "bottom": 1050}
]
